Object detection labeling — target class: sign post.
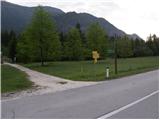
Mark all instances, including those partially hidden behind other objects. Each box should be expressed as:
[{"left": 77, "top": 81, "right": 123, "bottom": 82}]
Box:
[
  {"left": 106, "top": 66, "right": 109, "bottom": 78},
  {"left": 92, "top": 51, "right": 100, "bottom": 80}
]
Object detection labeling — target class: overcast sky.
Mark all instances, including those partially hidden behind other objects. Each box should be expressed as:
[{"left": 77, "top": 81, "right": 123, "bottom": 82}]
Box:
[{"left": 6, "top": 0, "right": 160, "bottom": 40}]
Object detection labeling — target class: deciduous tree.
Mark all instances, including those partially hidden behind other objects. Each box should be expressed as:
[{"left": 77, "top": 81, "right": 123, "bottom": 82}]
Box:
[
  {"left": 64, "top": 27, "right": 83, "bottom": 60},
  {"left": 86, "top": 22, "right": 107, "bottom": 59},
  {"left": 17, "top": 6, "right": 61, "bottom": 65}
]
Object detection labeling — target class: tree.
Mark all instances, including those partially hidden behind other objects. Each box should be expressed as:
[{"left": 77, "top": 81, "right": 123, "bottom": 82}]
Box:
[
  {"left": 86, "top": 22, "right": 107, "bottom": 59},
  {"left": 8, "top": 31, "right": 17, "bottom": 62},
  {"left": 132, "top": 38, "right": 153, "bottom": 57},
  {"left": 1, "top": 30, "right": 18, "bottom": 60},
  {"left": 152, "top": 34, "right": 159, "bottom": 56},
  {"left": 75, "top": 22, "right": 90, "bottom": 59},
  {"left": 17, "top": 6, "right": 61, "bottom": 65},
  {"left": 75, "top": 22, "right": 86, "bottom": 44},
  {"left": 1, "top": 31, "right": 9, "bottom": 56},
  {"left": 16, "top": 32, "right": 33, "bottom": 63},
  {"left": 117, "top": 36, "right": 133, "bottom": 58},
  {"left": 146, "top": 34, "right": 159, "bottom": 56},
  {"left": 1, "top": 30, "right": 10, "bottom": 47},
  {"left": 63, "top": 27, "right": 83, "bottom": 60},
  {"left": 76, "top": 23, "right": 82, "bottom": 36}
]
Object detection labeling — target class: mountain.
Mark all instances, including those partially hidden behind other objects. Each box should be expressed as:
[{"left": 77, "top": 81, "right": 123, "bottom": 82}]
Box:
[
  {"left": 1, "top": 1, "right": 64, "bottom": 33},
  {"left": 128, "top": 34, "right": 142, "bottom": 40},
  {"left": 1, "top": 1, "right": 141, "bottom": 39},
  {"left": 54, "top": 12, "right": 126, "bottom": 37}
]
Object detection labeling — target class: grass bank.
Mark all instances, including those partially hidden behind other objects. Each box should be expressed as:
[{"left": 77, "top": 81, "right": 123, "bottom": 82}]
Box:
[
  {"left": 23, "top": 56, "right": 159, "bottom": 81},
  {"left": 1, "top": 65, "right": 33, "bottom": 93}
]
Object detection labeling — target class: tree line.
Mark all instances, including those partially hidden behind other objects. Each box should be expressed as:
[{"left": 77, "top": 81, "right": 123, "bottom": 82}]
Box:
[
  {"left": 1, "top": 6, "right": 159, "bottom": 65},
  {"left": 107, "top": 34, "right": 159, "bottom": 58}
]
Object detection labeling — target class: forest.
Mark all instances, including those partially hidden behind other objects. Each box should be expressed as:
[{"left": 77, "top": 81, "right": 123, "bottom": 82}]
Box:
[{"left": 1, "top": 6, "right": 159, "bottom": 66}]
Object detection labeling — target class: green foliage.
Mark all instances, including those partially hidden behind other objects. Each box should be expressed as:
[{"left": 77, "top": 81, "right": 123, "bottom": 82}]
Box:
[
  {"left": 86, "top": 22, "right": 108, "bottom": 59},
  {"left": 75, "top": 22, "right": 86, "bottom": 44},
  {"left": 16, "top": 32, "right": 33, "bottom": 63},
  {"left": 108, "top": 34, "right": 159, "bottom": 58},
  {"left": 8, "top": 31, "right": 17, "bottom": 62},
  {"left": 132, "top": 38, "right": 153, "bottom": 57},
  {"left": 1, "top": 46, "right": 8, "bottom": 57},
  {"left": 117, "top": 36, "right": 133, "bottom": 58},
  {"left": 1, "top": 30, "right": 17, "bottom": 58},
  {"left": 63, "top": 27, "right": 83, "bottom": 60},
  {"left": 16, "top": 6, "right": 61, "bottom": 65},
  {"left": 1, "top": 65, "right": 33, "bottom": 93},
  {"left": 106, "top": 36, "right": 115, "bottom": 57},
  {"left": 1, "top": 30, "right": 10, "bottom": 47},
  {"left": 146, "top": 34, "right": 159, "bottom": 56}
]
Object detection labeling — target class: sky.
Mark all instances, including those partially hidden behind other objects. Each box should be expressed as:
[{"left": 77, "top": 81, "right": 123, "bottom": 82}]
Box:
[{"left": 5, "top": 0, "right": 160, "bottom": 40}]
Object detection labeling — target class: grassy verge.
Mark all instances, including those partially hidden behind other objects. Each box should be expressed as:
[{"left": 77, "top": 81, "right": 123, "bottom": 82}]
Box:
[
  {"left": 23, "top": 56, "right": 159, "bottom": 81},
  {"left": 1, "top": 65, "right": 33, "bottom": 93}
]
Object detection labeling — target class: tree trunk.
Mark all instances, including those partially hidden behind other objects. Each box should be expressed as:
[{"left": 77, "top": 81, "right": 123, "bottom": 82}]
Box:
[{"left": 40, "top": 47, "right": 44, "bottom": 66}]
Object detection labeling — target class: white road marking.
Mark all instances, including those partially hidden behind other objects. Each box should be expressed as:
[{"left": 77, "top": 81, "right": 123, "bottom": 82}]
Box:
[{"left": 97, "top": 90, "right": 159, "bottom": 119}]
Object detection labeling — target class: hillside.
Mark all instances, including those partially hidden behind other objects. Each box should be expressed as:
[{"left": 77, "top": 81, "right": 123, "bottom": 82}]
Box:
[{"left": 1, "top": 1, "right": 141, "bottom": 39}]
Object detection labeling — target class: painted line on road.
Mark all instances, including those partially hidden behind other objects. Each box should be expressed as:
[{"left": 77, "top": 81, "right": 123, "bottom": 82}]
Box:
[{"left": 97, "top": 90, "right": 159, "bottom": 119}]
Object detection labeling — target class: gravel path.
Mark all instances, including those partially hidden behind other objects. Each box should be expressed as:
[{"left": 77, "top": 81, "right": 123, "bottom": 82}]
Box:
[{"left": 2, "top": 63, "right": 98, "bottom": 100}]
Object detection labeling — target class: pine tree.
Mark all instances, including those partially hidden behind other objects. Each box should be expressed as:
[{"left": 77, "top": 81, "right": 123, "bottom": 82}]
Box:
[
  {"left": 1, "top": 30, "right": 10, "bottom": 47},
  {"left": 8, "top": 31, "right": 17, "bottom": 62},
  {"left": 152, "top": 34, "right": 159, "bottom": 56},
  {"left": 76, "top": 22, "right": 86, "bottom": 44},
  {"left": 1, "top": 30, "right": 10, "bottom": 56},
  {"left": 117, "top": 36, "right": 133, "bottom": 58},
  {"left": 132, "top": 38, "right": 153, "bottom": 57}
]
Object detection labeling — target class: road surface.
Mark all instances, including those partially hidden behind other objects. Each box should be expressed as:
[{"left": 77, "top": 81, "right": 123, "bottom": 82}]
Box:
[{"left": 1, "top": 70, "right": 159, "bottom": 119}]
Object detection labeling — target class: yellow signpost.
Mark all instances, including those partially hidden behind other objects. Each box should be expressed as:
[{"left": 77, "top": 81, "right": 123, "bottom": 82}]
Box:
[{"left": 92, "top": 51, "right": 99, "bottom": 64}]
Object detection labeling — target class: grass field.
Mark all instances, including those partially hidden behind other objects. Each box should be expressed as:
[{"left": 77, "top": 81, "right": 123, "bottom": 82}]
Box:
[
  {"left": 23, "top": 56, "right": 159, "bottom": 81},
  {"left": 1, "top": 65, "right": 33, "bottom": 93}
]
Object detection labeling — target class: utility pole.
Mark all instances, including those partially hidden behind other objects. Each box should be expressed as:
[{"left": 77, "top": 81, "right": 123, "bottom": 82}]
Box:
[{"left": 114, "top": 35, "right": 118, "bottom": 74}]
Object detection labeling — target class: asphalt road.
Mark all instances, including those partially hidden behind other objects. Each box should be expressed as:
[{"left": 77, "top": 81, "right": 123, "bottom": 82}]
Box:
[
  {"left": 1, "top": 70, "right": 159, "bottom": 119},
  {"left": 108, "top": 92, "right": 158, "bottom": 119}
]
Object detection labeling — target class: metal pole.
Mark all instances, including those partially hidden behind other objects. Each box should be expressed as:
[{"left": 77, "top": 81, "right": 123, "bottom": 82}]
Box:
[
  {"left": 94, "top": 63, "right": 96, "bottom": 80},
  {"left": 114, "top": 35, "right": 118, "bottom": 74}
]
